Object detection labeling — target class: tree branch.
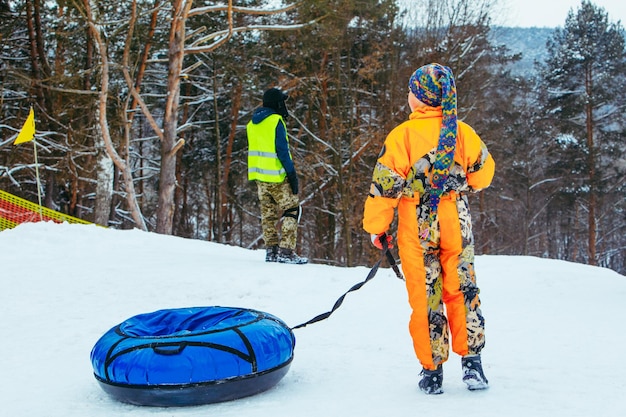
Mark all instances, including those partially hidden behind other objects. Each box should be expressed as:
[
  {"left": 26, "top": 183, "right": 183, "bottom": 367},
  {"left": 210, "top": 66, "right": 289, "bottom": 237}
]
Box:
[
  {"left": 188, "top": 2, "right": 300, "bottom": 18},
  {"left": 121, "top": 0, "right": 163, "bottom": 141},
  {"left": 185, "top": 19, "right": 324, "bottom": 54}
]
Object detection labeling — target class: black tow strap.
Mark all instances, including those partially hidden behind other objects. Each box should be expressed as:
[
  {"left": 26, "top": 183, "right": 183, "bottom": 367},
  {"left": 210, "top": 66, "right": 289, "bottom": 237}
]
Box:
[{"left": 291, "top": 241, "right": 404, "bottom": 330}]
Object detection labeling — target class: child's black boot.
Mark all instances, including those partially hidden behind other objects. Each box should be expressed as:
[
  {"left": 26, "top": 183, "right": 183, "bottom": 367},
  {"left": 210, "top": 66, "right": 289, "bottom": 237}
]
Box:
[
  {"left": 418, "top": 365, "right": 443, "bottom": 395},
  {"left": 462, "top": 354, "right": 489, "bottom": 390}
]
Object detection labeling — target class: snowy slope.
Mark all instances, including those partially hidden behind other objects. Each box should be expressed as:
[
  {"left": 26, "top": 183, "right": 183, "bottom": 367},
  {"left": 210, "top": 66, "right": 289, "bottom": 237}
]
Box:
[{"left": 1, "top": 222, "right": 625, "bottom": 417}]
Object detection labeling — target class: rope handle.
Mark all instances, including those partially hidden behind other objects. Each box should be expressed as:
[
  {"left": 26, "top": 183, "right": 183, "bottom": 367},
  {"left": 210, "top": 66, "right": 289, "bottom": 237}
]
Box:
[{"left": 291, "top": 240, "right": 403, "bottom": 330}]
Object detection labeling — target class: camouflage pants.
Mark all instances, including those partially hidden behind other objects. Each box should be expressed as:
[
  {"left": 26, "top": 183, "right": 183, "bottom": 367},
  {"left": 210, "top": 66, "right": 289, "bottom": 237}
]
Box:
[
  {"left": 416, "top": 194, "right": 485, "bottom": 367},
  {"left": 399, "top": 193, "right": 485, "bottom": 370},
  {"left": 256, "top": 180, "right": 300, "bottom": 250}
]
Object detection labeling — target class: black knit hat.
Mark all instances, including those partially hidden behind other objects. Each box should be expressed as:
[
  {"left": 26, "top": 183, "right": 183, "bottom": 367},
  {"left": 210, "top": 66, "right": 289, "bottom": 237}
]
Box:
[
  {"left": 262, "top": 88, "right": 289, "bottom": 118},
  {"left": 263, "top": 88, "right": 288, "bottom": 107}
]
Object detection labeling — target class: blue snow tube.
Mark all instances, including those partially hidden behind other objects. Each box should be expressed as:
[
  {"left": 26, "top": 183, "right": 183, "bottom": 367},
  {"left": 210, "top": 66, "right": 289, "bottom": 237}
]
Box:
[{"left": 90, "top": 306, "right": 295, "bottom": 407}]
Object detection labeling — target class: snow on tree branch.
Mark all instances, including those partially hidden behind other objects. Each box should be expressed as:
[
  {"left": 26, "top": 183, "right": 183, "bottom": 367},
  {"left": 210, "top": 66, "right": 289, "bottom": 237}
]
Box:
[
  {"left": 185, "top": 20, "right": 324, "bottom": 54},
  {"left": 188, "top": 2, "right": 300, "bottom": 18}
]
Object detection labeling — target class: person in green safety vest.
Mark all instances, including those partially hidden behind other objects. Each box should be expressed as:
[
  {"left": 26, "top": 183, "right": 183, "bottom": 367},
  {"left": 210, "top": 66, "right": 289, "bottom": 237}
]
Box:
[{"left": 247, "top": 88, "right": 308, "bottom": 264}]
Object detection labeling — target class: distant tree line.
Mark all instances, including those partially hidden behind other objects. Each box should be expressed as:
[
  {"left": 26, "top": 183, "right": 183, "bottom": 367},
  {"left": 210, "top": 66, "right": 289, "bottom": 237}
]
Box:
[{"left": 1, "top": 0, "right": 625, "bottom": 274}]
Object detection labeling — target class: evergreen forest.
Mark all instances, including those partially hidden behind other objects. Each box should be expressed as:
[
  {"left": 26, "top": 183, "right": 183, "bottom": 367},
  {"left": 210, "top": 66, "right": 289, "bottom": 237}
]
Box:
[{"left": 2, "top": 0, "right": 626, "bottom": 274}]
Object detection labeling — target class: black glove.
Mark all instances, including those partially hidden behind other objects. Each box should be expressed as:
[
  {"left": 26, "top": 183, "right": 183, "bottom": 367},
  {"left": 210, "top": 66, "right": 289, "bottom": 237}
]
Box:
[{"left": 287, "top": 171, "right": 299, "bottom": 195}]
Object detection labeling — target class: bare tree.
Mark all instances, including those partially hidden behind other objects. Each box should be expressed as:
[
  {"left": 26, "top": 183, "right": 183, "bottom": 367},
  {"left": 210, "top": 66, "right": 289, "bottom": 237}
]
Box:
[{"left": 83, "top": 0, "right": 147, "bottom": 230}]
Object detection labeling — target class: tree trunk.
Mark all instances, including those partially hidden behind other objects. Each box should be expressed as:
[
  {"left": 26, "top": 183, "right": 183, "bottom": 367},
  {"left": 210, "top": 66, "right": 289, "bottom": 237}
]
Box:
[
  {"left": 585, "top": 63, "right": 597, "bottom": 265},
  {"left": 221, "top": 82, "right": 242, "bottom": 243},
  {"left": 93, "top": 105, "right": 114, "bottom": 226},
  {"left": 156, "top": 0, "right": 188, "bottom": 234},
  {"left": 173, "top": 81, "right": 190, "bottom": 237},
  {"left": 213, "top": 67, "right": 222, "bottom": 242}
]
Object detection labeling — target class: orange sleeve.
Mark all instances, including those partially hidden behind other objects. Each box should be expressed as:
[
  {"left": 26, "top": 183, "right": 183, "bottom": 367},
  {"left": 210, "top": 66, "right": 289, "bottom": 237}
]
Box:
[
  {"left": 363, "top": 196, "right": 398, "bottom": 235},
  {"left": 459, "top": 122, "right": 495, "bottom": 191},
  {"left": 362, "top": 126, "right": 410, "bottom": 235},
  {"left": 467, "top": 153, "right": 495, "bottom": 191}
]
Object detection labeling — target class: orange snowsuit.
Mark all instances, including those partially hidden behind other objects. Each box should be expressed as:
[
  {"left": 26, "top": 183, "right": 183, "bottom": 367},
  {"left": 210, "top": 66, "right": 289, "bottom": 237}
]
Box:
[{"left": 363, "top": 106, "right": 495, "bottom": 371}]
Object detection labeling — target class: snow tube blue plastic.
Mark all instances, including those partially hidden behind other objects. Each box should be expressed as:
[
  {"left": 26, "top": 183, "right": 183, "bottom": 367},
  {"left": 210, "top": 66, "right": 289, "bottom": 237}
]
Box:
[{"left": 90, "top": 306, "right": 295, "bottom": 407}]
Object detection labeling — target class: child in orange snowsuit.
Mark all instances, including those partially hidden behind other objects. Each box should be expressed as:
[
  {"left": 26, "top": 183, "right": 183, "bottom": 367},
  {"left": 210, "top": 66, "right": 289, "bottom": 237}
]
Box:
[{"left": 362, "top": 64, "right": 495, "bottom": 394}]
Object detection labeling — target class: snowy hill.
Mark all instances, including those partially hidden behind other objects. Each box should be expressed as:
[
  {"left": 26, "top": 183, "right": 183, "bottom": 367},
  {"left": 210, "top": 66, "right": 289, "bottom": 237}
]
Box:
[{"left": 1, "top": 222, "right": 625, "bottom": 417}]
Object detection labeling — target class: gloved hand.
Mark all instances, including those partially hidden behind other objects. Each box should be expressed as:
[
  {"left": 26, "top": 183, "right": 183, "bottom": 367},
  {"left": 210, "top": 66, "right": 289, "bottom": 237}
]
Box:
[
  {"left": 287, "top": 171, "right": 299, "bottom": 195},
  {"left": 371, "top": 232, "right": 393, "bottom": 250}
]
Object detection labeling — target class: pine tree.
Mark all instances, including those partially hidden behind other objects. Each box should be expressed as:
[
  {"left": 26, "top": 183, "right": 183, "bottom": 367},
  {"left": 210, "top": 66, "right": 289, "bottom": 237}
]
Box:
[{"left": 542, "top": 1, "right": 626, "bottom": 266}]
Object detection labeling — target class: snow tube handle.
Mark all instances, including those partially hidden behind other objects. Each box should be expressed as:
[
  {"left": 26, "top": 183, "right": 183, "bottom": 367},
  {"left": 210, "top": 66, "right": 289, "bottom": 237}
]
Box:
[{"left": 151, "top": 342, "right": 187, "bottom": 355}]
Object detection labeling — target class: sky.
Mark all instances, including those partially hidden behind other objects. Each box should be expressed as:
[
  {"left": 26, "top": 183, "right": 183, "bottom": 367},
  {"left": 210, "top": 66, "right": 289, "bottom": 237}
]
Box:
[
  {"left": 1, "top": 221, "right": 626, "bottom": 416},
  {"left": 502, "top": 0, "right": 626, "bottom": 27}
]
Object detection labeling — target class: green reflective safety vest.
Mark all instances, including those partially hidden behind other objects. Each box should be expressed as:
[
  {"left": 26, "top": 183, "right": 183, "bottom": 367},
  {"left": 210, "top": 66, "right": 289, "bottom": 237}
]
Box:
[{"left": 247, "top": 114, "right": 290, "bottom": 182}]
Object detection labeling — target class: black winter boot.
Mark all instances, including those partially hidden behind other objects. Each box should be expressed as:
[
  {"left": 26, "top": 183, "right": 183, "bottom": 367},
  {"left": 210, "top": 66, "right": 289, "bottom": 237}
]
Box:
[
  {"left": 462, "top": 355, "right": 489, "bottom": 390},
  {"left": 418, "top": 365, "right": 443, "bottom": 395},
  {"left": 265, "top": 245, "right": 279, "bottom": 262},
  {"left": 277, "top": 247, "right": 308, "bottom": 264}
]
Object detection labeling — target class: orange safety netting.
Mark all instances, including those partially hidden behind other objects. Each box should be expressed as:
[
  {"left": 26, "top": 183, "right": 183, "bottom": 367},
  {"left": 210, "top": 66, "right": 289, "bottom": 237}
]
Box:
[{"left": 0, "top": 189, "right": 92, "bottom": 231}]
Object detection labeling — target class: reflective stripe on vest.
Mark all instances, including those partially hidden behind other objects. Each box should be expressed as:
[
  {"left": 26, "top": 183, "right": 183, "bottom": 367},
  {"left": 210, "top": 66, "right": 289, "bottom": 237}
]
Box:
[
  {"left": 248, "top": 166, "right": 285, "bottom": 176},
  {"left": 247, "top": 114, "right": 289, "bottom": 183},
  {"left": 249, "top": 150, "right": 279, "bottom": 158}
]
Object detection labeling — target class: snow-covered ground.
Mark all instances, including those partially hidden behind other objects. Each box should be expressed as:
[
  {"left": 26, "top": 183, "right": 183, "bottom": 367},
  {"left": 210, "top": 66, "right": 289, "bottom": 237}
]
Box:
[{"left": 1, "top": 222, "right": 624, "bottom": 416}]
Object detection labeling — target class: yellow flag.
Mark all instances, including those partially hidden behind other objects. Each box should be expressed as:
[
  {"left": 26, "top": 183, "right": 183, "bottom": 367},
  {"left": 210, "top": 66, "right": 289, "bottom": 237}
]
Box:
[{"left": 14, "top": 107, "right": 36, "bottom": 145}]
